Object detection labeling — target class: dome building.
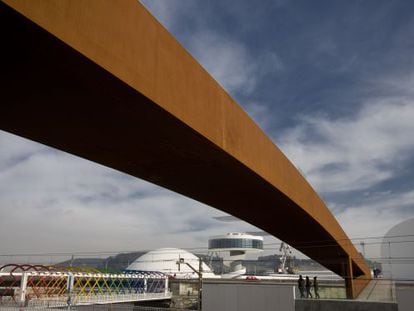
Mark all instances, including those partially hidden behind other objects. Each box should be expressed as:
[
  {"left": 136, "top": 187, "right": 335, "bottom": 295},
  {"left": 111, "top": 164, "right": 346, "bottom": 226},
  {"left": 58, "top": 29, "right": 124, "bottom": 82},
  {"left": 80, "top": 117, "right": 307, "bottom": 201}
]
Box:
[
  {"left": 381, "top": 218, "right": 414, "bottom": 280},
  {"left": 125, "top": 248, "right": 217, "bottom": 279}
]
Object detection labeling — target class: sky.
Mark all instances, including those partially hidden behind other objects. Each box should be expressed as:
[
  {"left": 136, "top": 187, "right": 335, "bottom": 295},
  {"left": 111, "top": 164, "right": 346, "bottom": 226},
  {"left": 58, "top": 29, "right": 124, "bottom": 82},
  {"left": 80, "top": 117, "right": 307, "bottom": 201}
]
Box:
[{"left": 1, "top": 0, "right": 414, "bottom": 266}]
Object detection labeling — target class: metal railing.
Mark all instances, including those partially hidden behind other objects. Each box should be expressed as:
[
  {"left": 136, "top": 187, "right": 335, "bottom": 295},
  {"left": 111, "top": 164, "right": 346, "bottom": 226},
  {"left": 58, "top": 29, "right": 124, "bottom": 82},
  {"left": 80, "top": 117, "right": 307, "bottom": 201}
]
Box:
[{"left": 0, "top": 267, "right": 171, "bottom": 309}]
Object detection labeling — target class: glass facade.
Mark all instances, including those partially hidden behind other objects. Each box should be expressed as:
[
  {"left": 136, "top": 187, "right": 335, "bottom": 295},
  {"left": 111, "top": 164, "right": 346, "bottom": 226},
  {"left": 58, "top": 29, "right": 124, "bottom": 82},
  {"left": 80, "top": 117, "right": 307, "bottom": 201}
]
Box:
[{"left": 208, "top": 238, "right": 263, "bottom": 250}]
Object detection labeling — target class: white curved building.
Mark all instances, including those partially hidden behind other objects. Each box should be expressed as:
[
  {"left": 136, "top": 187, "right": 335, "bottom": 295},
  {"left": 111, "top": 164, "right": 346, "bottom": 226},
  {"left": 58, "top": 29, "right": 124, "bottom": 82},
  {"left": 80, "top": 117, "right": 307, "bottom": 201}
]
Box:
[
  {"left": 208, "top": 233, "right": 264, "bottom": 278},
  {"left": 125, "top": 248, "right": 217, "bottom": 279},
  {"left": 381, "top": 218, "right": 414, "bottom": 280},
  {"left": 208, "top": 233, "right": 264, "bottom": 253}
]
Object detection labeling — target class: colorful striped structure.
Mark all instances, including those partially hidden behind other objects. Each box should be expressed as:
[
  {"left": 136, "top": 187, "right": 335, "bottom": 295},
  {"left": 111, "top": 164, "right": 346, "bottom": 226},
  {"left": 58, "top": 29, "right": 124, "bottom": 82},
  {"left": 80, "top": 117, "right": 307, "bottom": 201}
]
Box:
[{"left": 0, "top": 264, "right": 170, "bottom": 308}]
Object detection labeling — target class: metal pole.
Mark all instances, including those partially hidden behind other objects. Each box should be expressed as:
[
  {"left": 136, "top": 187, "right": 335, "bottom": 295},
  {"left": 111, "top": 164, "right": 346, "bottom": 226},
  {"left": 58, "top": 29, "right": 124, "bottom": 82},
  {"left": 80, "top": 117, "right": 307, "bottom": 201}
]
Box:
[
  {"left": 178, "top": 258, "right": 203, "bottom": 309},
  {"left": 19, "top": 272, "right": 28, "bottom": 307},
  {"left": 177, "top": 255, "right": 181, "bottom": 271},
  {"left": 388, "top": 241, "right": 392, "bottom": 279},
  {"left": 67, "top": 272, "right": 74, "bottom": 310},
  {"left": 360, "top": 241, "right": 366, "bottom": 258},
  {"left": 388, "top": 240, "right": 393, "bottom": 300},
  {"left": 198, "top": 258, "right": 202, "bottom": 311},
  {"left": 165, "top": 276, "right": 169, "bottom": 297}
]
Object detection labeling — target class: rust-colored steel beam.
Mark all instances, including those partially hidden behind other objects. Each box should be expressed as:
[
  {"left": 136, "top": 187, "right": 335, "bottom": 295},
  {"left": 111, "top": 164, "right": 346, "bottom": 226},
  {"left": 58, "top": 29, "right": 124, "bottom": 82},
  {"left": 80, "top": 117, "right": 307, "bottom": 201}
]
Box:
[{"left": 0, "top": 0, "right": 370, "bottom": 297}]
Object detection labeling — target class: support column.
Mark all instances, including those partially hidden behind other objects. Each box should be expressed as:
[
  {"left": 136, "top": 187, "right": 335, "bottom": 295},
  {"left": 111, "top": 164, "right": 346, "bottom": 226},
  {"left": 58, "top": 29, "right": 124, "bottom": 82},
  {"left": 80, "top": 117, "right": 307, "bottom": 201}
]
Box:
[
  {"left": 344, "top": 256, "right": 355, "bottom": 299},
  {"left": 66, "top": 272, "right": 74, "bottom": 308},
  {"left": 19, "top": 272, "right": 28, "bottom": 307},
  {"left": 165, "top": 277, "right": 169, "bottom": 296}
]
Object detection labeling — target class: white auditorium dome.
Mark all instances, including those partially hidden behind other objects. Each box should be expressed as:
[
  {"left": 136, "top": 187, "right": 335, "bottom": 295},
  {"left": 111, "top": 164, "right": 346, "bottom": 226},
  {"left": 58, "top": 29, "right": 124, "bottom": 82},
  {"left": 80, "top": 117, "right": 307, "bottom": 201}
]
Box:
[{"left": 126, "top": 248, "right": 215, "bottom": 278}]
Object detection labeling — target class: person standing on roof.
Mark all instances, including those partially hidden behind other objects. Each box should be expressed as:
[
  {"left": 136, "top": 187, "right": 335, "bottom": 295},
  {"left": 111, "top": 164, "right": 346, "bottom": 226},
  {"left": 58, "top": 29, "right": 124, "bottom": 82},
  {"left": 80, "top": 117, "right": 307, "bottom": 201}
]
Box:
[
  {"left": 313, "top": 276, "right": 320, "bottom": 299},
  {"left": 298, "top": 275, "right": 305, "bottom": 298},
  {"left": 305, "top": 276, "right": 313, "bottom": 298}
]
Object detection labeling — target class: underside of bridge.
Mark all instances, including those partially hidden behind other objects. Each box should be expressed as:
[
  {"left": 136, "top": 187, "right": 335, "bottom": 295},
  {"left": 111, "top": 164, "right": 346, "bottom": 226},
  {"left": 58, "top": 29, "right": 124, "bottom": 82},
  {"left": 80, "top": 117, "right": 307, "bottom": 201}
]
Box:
[{"left": 0, "top": 0, "right": 370, "bottom": 298}]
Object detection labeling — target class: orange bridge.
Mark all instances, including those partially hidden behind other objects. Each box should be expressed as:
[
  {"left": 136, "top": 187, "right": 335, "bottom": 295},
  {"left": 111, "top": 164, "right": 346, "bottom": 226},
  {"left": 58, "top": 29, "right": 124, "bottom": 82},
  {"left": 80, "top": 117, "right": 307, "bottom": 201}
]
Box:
[{"left": 0, "top": 0, "right": 370, "bottom": 298}]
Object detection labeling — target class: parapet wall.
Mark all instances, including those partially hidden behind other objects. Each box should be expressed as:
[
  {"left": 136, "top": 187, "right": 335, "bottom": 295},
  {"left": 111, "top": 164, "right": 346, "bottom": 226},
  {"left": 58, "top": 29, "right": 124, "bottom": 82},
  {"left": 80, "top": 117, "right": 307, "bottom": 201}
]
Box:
[{"left": 295, "top": 299, "right": 397, "bottom": 311}]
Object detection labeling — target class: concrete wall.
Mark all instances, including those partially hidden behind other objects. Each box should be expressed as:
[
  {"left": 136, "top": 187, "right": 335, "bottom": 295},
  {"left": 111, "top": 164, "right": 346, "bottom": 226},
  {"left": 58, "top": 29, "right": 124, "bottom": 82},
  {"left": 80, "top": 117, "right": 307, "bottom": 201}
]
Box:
[
  {"left": 76, "top": 303, "right": 135, "bottom": 310},
  {"left": 294, "top": 284, "right": 346, "bottom": 299},
  {"left": 203, "top": 283, "right": 294, "bottom": 311},
  {"left": 396, "top": 286, "right": 414, "bottom": 311},
  {"left": 295, "top": 299, "right": 397, "bottom": 311}
]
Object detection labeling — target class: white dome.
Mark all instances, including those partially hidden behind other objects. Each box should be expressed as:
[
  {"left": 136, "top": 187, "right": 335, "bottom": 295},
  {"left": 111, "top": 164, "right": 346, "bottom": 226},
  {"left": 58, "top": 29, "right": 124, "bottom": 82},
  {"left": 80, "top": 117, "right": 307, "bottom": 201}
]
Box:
[
  {"left": 126, "top": 248, "right": 213, "bottom": 278},
  {"left": 381, "top": 218, "right": 414, "bottom": 280}
]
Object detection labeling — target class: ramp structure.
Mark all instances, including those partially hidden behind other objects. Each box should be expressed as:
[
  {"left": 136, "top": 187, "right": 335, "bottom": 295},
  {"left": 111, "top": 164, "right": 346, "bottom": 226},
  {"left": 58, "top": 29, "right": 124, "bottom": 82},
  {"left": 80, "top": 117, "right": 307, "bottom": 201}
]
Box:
[{"left": 0, "top": 0, "right": 370, "bottom": 298}]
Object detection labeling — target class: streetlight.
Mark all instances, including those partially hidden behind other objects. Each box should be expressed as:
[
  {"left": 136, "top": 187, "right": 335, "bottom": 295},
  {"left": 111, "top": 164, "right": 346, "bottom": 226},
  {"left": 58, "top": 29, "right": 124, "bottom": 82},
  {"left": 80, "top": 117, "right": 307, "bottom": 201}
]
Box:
[{"left": 176, "top": 257, "right": 203, "bottom": 310}]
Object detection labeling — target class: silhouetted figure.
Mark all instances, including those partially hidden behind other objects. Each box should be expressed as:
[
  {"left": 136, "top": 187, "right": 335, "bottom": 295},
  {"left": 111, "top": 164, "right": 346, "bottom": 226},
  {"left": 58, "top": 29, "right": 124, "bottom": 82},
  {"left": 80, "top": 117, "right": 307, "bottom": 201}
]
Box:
[
  {"left": 376, "top": 268, "right": 382, "bottom": 278},
  {"left": 305, "top": 276, "right": 312, "bottom": 298},
  {"left": 298, "top": 275, "right": 305, "bottom": 298},
  {"left": 313, "top": 276, "right": 320, "bottom": 299},
  {"left": 373, "top": 267, "right": 382, "bottom": 278}
]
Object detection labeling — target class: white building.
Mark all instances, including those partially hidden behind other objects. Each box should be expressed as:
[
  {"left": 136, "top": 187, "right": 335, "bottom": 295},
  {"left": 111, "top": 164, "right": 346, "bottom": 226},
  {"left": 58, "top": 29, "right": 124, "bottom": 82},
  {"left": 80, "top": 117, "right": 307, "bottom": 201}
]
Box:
[
  {"left": 125, "top": 247, "right": 218, "bottom": 279},
  {"left": 208, "top": 232, "right": 264, "bottom": 277}
]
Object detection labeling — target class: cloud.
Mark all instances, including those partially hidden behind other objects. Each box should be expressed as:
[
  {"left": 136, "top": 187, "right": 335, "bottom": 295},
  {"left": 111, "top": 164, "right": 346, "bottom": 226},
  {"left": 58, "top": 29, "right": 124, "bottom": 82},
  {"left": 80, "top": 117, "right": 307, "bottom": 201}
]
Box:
[
  {"left": 242, "top": 101, "right": 272, "bottom": 130},
  {"left": 336, "top": 190, "right": 414, "bottom": 238},
  {"left": 213, "top": 215, "right": 240, "bottom": 222},
  {"left": 186, "top": 30, "right": 256, "bottom": 94},
  {"left": 0, "top": 132, "right": 46, "bottom": 172},
  {"left": 334, "top": 189, "right": 414, "bottom": 258},
  {"left": 185, "top": 30, "right": 281, "bottom": 130},
  {"left": 278, "top": 98, "right": 414, "bottom": 193},
  {"left": 187, "top": 31, "right": 284, "bottom": 96},
  {"left": 276, "top": 82, "right": 414, "bottom": 256},
  {"left": 142, "top": 0, "right": 283, "bottom": 96},
  {"left": 0, "top": 132, "right": 263, "bottom": 257},
  {"left": 140, "top": 0, "right": 282, "bottom": 130},
  {"left": 139, "top": 0, "right": 184, "bottom": 30}
]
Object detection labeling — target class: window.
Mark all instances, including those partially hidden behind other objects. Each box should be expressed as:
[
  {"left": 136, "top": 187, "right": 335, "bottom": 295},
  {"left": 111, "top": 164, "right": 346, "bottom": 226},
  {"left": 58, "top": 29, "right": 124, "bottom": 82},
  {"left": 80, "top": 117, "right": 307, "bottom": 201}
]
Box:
[{"left": 208, "top": 238, "right": 263, "bottom": 250}]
